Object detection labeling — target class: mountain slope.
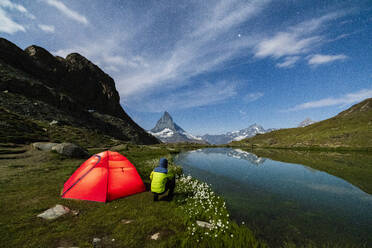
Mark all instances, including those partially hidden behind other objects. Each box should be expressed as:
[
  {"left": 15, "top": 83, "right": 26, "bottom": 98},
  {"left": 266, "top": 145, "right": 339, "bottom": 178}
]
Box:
[
  {"left": 0, "top": 38, "right": 159, "bottom": 145},
  {"left": 233, "top": 98, "right": 372, "bottom": 150},
  {"left": 149, "top": 112, "right": 206, "bottom": 144}
]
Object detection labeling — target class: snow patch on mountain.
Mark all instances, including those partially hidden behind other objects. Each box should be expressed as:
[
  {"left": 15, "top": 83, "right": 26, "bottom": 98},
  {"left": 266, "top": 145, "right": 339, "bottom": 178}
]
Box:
[
  {"left": 148, "top": 128, "right": 174, "bottom": 138},
  {"left": 183, "top": 132, "right": 203, "bottom": 141}
]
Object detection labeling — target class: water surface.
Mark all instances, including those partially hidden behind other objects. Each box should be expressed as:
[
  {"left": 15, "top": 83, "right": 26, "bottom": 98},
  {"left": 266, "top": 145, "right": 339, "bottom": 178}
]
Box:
[{"left": 174, "top": 148, "right": 372, "bottom": 247}]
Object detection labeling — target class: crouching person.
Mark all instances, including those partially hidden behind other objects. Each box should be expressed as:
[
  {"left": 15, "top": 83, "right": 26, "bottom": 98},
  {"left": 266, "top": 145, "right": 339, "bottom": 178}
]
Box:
[{"left": 150, "top": 158, "right": 175, "bottom": 201}]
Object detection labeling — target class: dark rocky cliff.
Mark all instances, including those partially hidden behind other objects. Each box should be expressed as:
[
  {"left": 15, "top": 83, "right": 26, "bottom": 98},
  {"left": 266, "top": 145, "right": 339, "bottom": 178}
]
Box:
[{"left": 0, "top": 38, "right": 159, "bottom": 145}]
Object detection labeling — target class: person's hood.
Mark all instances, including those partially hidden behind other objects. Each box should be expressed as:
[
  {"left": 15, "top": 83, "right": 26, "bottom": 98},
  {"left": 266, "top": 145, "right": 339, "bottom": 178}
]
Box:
[
  {"left": 159, "top": 158, "right": 168, "bottom": 168},
  {"left": 154, "top": 158, "right": 168, "bottom": 173}
]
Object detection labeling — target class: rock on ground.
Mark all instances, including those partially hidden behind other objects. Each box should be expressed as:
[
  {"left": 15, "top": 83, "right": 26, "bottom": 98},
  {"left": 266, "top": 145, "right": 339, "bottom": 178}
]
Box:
[
  {"left": 196, "top": 220, "right": 212, "bottom": 229},
  {"left": 121, "top": 219, "right": 134, "bottom": 224},
  {"left": 51, "top": 143, "right": 89, "bottom": 158},
  {"left": 92, "top": 238, "right": 101, "bottom": 248},
  {"left": 32, "top": 142, "right": 58, "bottom": 151},
  {"left": 150, "top": 232, "right": 161, "bottom": 240},
  {"left": 37, "top": 204, "right": 70, "bottom": 220},
  {"left": 31, "top": 142, "right": 89, "bottom": 158}
]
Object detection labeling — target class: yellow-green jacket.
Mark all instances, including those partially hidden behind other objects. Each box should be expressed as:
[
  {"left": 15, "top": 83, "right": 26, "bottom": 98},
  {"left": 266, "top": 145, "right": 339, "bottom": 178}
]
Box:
[{"left": 150, "top": 171, "right": 174, "bottom": 193}]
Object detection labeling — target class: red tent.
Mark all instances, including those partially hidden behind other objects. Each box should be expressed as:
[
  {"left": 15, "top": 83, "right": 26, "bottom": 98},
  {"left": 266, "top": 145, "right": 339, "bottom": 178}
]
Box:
[{"left": 61, "top": 151, "right": 145, "bottom": 202}]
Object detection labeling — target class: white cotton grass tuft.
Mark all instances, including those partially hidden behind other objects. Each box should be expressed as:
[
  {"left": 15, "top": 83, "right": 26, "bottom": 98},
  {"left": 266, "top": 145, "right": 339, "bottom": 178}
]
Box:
[{"left": 176, "top": 174, "right": 232, "bottom": 241}]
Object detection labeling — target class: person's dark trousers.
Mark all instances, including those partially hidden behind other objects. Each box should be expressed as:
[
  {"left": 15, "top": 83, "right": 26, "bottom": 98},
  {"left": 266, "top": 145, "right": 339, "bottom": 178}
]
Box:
[
  {"left": 153, "top": 176, "right": 176, "bottom": 201},
  {"left": 165, "top": 176, "right": 176, "bottom": 198}
]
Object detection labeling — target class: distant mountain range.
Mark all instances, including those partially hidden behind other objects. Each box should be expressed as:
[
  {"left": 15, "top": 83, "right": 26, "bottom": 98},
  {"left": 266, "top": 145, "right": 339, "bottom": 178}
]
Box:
[
  {"left": 202, "top": 124, "right": 276, "bottom": 145},
  {"left": 233, "top": 98, "right": 372, "bottom": 150},
  {"left": 149, "top": 112, "right": 276, "bottom": 144},
  {"left": 148, "top": 112, "right": 206, "bottom": 144}
]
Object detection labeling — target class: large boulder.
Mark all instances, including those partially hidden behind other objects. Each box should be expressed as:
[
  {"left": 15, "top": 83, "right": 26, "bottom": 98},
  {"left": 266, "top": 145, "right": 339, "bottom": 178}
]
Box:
[
  {"left": 51, "top": 143, "right": 89, "bottom": 158},
  {"left": 32, "top": 142, "right": 59, "bottom": 151}
]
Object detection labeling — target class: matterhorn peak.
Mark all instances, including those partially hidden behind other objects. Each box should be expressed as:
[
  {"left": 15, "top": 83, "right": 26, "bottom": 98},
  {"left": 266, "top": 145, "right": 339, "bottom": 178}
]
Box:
[
  {"left": 151, "top": 111, "right": 179, "bottom": 133},
  {"left": 149, "top": 111, "right": 206, "bottom": 144}
]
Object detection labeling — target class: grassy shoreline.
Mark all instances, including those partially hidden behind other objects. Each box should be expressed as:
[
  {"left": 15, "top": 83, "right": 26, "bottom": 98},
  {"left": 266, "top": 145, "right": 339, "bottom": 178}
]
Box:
[
  {"left": 2, "top": 142, "right": 370, "bottom": 247},
  {"left": 227, "top": 143, "right": 372, "bottom": 152},
  {"left": 0, "top": 143, "right": 265, "bottom": 248}
]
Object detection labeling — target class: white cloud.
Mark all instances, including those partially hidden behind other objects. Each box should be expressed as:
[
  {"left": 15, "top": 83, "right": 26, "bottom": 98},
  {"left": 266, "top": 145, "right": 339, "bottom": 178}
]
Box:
[
  {"left": 276, "top": 56, "right": 300, "bottom": 68},
  {"left": 239, "top": 110, "right": 247, "bottom": 115},
  {"left": 0, "top": 8, "right": 25, "bottom": 34},
  {"left": 289, "top": 12, "right": 341, "bottom": 34},
  {"left": 104, "top": 65, "right": 119, "bottom": 73},
  {"left": 191, "top": 0, "right": 269, "bottom": 38},
  {"left": 102, "top": 54, "right": 148, "bottom": 68},
  {"left": 50, "top": 2, "right": 353, "bottom": 114},
  {"left": 54, "top": 0, "right": 269, "bottom": 101},
  {"left": 307, "top": 54, "right": 347, "bottom": 65},
  {"left": 125, "top": 80, "right": 237, "bottom": 112},
  {"left": 0, "top": 0, "right": 35, "bottom": 19},
  {"left": 38, "top": 24, "right": 55, "bottom": 33},
  {"left": 53, "top": 37, "right": 149, "bottom": 76},
  {"left": 244, "top": 92, "right": 264, "bottom": 102},
  {"left": 0, "top": 0, "right": 37, "bottom": 34},
  {"left": 255, "top": 32, "right": 321, "bottom": 59},
  {"left": 43, "top": 0, "right": 88, "bottom": 25},
  {"left": 286, "top": 89, "right": 372, "bottom": 111},
  {"left": 115, "top": 0, "right": 268, "bottom": 97},
  {"left": 254, "top": 12, "right": 345, "bottom": 67}
]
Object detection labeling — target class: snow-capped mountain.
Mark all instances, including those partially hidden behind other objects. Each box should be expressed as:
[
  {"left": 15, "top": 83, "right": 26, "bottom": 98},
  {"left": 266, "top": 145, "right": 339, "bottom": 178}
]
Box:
[
  {"left": 298, "top": 118, "right": 316, "bottom": 127},
  {"left": 149, "top": 112, "right": 207, "bottom": 144},
  {"left": 202, "top": 124, "right": 275, "bottom": 145}
]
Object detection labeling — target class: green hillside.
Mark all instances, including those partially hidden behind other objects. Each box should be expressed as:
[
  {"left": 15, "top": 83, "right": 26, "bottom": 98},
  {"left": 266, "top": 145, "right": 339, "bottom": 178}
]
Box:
[{"left": 232, "top": 98, "right": 372, "bottom": 151}]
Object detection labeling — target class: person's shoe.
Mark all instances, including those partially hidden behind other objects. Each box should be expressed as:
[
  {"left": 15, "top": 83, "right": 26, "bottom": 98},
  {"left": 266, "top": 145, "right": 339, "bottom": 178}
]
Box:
[{"left": 166, "top": 194, "right": 173, "bottom": 201}]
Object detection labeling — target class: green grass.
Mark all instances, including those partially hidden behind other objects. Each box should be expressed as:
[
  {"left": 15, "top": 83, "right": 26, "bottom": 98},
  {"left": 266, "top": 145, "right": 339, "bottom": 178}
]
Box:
[
  {"left": 0, "top": 144, "right": 264, "bottom": 248},
  {"left": 45, "top": 123, "right": 123, "bottom": 148},
  {"left": 0, "top": 107, "right": 48, "bottom": 143},
  {"left": 0, "top": 106, "right": 129, "bottom": 148}
]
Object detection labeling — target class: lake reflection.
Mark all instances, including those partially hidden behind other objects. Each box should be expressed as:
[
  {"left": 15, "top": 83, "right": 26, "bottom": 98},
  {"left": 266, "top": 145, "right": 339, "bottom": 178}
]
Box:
[{"left": 174, "top": 148, "right": 372, "bottom": 247}]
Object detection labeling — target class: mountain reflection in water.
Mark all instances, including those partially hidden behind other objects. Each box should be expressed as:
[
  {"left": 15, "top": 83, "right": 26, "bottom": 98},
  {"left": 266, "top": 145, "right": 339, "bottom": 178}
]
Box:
[
  {"left": 174, "top": 148, "right": 372, "bottom": 247},
  {"left": 190, "top": 148, "right": 265, "bottom": 165}
]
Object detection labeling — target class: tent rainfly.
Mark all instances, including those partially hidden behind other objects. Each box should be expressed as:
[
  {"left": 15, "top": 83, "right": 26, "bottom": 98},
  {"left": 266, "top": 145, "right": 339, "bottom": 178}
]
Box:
[{"left": 61, "top": 151, "right": 145, "bottom": 202}]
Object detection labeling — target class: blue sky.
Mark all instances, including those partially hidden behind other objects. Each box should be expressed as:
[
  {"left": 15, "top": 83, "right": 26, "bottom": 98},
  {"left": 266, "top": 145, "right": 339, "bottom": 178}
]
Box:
[{"left": 1, "top": 0, "right": 371, "bottom": 135}]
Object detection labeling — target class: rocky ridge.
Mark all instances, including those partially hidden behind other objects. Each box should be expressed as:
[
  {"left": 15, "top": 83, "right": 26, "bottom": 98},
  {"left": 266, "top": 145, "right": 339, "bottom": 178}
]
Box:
[{"left": 0, "top": 38, "right": 159, "bottom": 145}]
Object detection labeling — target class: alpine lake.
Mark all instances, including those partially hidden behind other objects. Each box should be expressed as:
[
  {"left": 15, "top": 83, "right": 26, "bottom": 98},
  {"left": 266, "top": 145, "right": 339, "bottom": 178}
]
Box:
[{"left": 173, "top": 148, "right": 372, "bottom": 247}]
